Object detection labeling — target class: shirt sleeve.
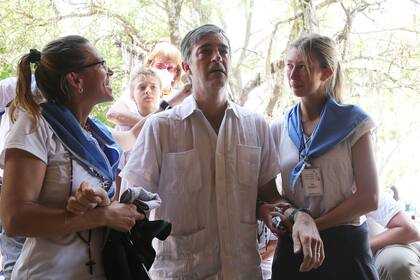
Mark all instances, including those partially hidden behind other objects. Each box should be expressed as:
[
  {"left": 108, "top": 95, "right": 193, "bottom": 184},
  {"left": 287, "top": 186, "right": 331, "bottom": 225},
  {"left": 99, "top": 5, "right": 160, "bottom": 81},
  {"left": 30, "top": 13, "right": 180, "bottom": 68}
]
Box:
[
  {"left": 258, "top": 116, "right": 281, "bottom": 187},
  {"left": 349, "top": 116, "right": 375, "bottom": 147},
  {"left": 0, "top": 111, "right": 50, "bottom": 168},
  {"left": 119, "top": 116, "right": 162, "bottom": 193},
  {"left": 0, "top": 77, "right": 17, "bottom": 112},
  {"left": 270, "top": 117, "right": 284, "bottom": 154}
]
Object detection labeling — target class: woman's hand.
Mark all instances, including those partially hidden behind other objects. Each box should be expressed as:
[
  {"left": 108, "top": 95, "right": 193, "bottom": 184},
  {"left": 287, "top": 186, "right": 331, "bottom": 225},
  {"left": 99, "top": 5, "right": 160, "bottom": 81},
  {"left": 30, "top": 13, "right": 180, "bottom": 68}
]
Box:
[
  {"left": 100, "top": 201, "right": 145, "bottom": 232},
  {"left": 66, "top": 182, "right": 111, "bottom": 215},
  {"left": 292, "top": 212, "right": 324, "bottom": 272}
]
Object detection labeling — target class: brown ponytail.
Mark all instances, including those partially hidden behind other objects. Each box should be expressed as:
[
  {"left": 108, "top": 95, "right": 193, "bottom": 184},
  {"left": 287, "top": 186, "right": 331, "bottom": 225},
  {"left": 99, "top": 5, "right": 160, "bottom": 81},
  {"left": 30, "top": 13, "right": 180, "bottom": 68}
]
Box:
[
  {"left": 10, "top": 53, "right": 41, "bottom": 123},
  {"left": 10, "top": 35, "right": 90, "bottom": 126}
]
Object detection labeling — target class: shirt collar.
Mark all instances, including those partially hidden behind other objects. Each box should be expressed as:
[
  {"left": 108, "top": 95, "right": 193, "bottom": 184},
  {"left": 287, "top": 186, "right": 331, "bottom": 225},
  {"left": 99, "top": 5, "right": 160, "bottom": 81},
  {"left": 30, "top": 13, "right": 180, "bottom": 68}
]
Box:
[{"left": 178, "top": 95, "right": 240, "bottom": 120}]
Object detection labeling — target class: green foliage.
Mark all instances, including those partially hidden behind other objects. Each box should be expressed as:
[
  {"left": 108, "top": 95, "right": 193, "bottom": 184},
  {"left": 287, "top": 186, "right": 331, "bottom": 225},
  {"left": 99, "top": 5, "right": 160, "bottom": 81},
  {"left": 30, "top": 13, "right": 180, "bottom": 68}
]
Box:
[{"left": 0, "top": 0, "right": 419, "bottom": 196}]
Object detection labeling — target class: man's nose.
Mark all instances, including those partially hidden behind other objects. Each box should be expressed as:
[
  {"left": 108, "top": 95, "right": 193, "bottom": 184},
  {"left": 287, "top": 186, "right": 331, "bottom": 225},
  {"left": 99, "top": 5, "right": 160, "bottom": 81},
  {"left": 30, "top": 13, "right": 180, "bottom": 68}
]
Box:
[{"left": 211, "top": 49, "right": 222, "bottom": 62}]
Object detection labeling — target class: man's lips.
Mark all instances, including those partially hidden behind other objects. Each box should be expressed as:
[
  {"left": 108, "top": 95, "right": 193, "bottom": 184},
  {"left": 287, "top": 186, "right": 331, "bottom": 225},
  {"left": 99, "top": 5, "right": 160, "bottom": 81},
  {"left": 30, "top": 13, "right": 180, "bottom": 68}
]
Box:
[{"left": 209, "top": 68, "right": 225, "bottom": 74}]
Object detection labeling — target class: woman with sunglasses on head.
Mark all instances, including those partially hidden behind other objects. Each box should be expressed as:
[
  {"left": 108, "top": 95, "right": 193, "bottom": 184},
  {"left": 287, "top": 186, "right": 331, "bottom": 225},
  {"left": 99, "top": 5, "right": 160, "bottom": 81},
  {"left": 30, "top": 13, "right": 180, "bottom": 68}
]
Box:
[
  {"left": 106, "top": 42, "right": 192, "bottom": 130},
  {"left": 269, "top": 34, "right": 379, "bottom": 279},
  {"left": 0, "top": 35, "right": 143, "bottom": 279}
]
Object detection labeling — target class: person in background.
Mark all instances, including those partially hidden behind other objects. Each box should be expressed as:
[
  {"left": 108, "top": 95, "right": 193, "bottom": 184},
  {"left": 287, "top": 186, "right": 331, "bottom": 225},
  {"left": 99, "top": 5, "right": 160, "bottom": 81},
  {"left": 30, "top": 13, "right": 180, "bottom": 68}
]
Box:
[
  {"left": 115, "top": 66, "right": 162, "bottom": 190},
  {"left": 367, "top": 191, "right": 420, "bottom": 280},
  {"left": 0, "top": 35, "right": 143, "bottom": 279},
  {"left": 269, "top": 34, "right": 379, "bottom": 279},
  {"left": 106, "top": 42, "right": 191, "bottom": 129},
  {"left": 257, "top": 220, "right": 277, "bottom": 280},
  {"left": 0, "top": 77, "right": 34, "bottom": 280}
]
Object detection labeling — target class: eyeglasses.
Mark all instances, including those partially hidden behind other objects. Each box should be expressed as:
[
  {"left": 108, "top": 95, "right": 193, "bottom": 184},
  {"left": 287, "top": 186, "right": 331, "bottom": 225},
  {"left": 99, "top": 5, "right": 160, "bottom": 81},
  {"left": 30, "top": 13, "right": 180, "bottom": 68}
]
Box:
[
  {"left": 153, "top": 62, "right": 177, "bottom": 74},
  {"left": 79, "top": 60, "right": 107, "bottom": 70}
]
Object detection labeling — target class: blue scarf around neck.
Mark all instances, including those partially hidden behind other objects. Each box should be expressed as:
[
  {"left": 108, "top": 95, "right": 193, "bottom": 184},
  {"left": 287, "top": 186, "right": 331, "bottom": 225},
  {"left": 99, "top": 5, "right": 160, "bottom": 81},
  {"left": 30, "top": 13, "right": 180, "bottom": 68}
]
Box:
[
  {"left": 41, "top": 102, "right": 121, "bottom": 199},
  {"left": 287, "top": 97, "right": 369, "bottom": 192}
]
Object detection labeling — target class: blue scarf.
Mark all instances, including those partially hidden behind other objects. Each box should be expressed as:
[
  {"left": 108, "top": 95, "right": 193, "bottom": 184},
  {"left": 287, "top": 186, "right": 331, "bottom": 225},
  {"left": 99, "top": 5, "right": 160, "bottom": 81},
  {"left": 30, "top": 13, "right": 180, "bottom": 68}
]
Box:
[
  {"left": 41, "top": 102, "right": 121, "bottom": 199},
  {"left": 287, "top": 97, "right": 369, "bottom": 192}
]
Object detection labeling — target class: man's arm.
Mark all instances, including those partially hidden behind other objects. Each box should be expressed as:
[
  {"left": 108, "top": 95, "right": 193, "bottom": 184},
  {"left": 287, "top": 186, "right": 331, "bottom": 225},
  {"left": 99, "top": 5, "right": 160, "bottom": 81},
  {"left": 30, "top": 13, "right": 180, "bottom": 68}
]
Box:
[
  {"left": 260, "top": 239, "right": 277, "bottom": 260},
  {"left": 370, "top": 211, "right": 420, "bottom": 254}
]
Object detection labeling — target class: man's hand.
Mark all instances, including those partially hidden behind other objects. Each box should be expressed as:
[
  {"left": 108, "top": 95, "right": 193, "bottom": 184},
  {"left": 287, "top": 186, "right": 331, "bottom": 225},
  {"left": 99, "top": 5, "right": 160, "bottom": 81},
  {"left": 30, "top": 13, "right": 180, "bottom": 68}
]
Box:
[
  {"left": 258, "top": 202, "right": 292, "bottom": 235},
  {"left": 292, "top": 211, "right": 324, "bottom": 272},
  {"left": 66, "top": 182, "right": 111, "bottom": 215}
]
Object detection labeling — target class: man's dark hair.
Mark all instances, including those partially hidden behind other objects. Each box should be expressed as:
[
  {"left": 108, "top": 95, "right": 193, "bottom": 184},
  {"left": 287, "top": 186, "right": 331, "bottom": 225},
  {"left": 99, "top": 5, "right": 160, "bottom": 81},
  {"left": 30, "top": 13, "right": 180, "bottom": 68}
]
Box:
[{"left": 180, "top": 24, "right": 231, "bottom": 62}]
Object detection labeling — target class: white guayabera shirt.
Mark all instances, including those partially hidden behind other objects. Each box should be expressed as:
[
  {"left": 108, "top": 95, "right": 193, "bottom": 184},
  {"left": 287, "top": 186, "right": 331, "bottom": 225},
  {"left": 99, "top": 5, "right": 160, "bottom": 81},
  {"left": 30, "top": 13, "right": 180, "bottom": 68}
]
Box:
[{"left": 121, "top": 95, "right": 281, "bottom": 280}]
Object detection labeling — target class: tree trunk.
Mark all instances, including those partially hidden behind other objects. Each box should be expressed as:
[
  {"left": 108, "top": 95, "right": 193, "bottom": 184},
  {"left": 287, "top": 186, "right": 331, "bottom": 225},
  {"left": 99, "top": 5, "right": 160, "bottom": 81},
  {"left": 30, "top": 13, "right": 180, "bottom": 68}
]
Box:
[{"left": 166, "top": 0, "right": 184, "bottom": 47}]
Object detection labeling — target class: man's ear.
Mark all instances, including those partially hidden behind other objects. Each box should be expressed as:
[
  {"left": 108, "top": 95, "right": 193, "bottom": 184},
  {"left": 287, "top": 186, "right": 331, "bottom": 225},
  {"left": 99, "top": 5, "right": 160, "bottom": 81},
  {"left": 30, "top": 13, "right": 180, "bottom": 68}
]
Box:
[
  {"left": 182, "top": 61, "right": 192, "bottom": 76},
  {"left": 321, "top": 67, "right": 333, "bottom": 81},
  {"left": 64, "top": 72, "right": 84, "bottom": 93}
]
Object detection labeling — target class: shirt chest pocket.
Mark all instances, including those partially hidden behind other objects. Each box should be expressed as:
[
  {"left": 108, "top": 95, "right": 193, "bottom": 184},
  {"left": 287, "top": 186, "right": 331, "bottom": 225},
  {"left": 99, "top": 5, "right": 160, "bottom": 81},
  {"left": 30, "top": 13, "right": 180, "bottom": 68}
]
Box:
[
  {"left": 159, "top": 149, "right": 204, "bottom": 235},
  {"left": 160, "top": 148, "right": 202, "bottom": 193},
  {"left": 236, "top": 144, "right": 261, "bottom": 187}
]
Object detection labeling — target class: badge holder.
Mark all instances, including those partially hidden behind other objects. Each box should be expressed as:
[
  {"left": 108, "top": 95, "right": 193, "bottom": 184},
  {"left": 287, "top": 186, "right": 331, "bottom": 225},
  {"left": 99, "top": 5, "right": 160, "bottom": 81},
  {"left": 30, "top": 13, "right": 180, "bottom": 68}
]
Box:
[{"left": 301, "top": 164, "right": 323, "bottom": 197}]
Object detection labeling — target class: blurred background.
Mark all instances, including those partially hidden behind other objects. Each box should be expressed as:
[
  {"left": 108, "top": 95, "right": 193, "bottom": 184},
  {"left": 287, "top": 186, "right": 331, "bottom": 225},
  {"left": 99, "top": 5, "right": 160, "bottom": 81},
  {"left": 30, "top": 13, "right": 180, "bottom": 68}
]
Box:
[{"left": 0, "top": 0, "right": 419, "bottom": 213}]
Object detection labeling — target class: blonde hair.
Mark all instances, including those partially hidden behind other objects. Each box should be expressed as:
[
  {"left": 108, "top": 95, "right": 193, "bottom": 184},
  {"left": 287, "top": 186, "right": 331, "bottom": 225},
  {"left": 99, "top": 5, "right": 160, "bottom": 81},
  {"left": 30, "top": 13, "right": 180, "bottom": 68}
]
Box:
[
  {"left": 288, "top": 34, "right": 343, "bottom": 103},
  {"left": 129, "top": 65, "right": 161, "bottom": 98},
  {"left": 144, "top": 42, "right": 182, "bottom": 86}
]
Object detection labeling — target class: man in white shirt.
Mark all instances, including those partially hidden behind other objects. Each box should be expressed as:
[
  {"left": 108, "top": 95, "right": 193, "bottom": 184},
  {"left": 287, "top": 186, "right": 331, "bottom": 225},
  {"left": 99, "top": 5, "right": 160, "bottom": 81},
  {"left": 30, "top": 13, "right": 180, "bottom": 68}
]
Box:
[
  {"left": 121, "top": 24, "right": 321, "bottom": 280},
  {"left": 367, "top": 192, "right": 420, "bottom": 280}
]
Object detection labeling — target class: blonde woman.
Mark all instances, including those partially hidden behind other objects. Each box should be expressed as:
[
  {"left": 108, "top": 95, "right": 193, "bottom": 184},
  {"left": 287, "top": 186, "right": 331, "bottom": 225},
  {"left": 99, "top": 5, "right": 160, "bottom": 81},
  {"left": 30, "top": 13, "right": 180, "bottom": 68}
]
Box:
[{"left": 270, "top": 34, "right": 379, "bottom": 279}]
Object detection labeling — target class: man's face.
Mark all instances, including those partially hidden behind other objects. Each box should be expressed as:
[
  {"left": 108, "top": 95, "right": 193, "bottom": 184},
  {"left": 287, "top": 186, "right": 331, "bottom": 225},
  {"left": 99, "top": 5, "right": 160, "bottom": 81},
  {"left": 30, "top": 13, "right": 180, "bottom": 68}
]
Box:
[{"left": 184, "top": 33, "right": 230, "bottom": 92}]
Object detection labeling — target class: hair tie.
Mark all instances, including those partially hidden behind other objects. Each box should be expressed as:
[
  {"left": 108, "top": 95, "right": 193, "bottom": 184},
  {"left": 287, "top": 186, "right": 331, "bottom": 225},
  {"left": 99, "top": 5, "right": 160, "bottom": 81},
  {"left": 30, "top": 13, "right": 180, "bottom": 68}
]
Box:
[{"left": 28, "top": 49, "right": 41, "bottom": 64}]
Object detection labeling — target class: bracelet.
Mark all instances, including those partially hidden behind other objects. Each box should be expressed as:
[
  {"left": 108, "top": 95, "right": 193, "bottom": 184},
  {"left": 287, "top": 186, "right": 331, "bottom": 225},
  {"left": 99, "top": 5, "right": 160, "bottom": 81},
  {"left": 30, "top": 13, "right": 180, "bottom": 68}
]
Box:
[
  {"left": 284, "top": 207, "right": 296, "bottom": 220},
  {"left": 159, "top": 100, "right": 172, "bottom": 110},
  {"left": 289, "top": 208, "right": 312, "bottom": 224}
]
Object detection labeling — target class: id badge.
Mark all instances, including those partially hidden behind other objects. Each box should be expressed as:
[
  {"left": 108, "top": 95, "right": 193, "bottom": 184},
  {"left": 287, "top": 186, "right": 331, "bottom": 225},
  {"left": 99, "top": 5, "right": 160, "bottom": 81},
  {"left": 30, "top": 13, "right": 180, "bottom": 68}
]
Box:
[{"left": 301, "top": 168, "right": 323, "bottom": 197}]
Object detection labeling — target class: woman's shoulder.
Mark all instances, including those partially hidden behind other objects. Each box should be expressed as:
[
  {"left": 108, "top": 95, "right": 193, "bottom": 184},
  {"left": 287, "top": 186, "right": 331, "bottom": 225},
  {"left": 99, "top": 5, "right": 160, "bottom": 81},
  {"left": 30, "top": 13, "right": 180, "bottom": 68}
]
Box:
[
  {"left": 12, "top": 109, "right": 51, "bottom": 137},
  {"left": 348, "top": 115, "right": 376, "bottom": 147}
]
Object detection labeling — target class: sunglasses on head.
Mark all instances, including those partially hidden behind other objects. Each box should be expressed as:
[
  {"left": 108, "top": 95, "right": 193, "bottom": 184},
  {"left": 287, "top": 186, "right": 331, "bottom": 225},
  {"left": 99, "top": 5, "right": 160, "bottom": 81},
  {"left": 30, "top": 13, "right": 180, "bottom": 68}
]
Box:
[{"left": 154, "top": 62, "right": 177, "bottom": 74}]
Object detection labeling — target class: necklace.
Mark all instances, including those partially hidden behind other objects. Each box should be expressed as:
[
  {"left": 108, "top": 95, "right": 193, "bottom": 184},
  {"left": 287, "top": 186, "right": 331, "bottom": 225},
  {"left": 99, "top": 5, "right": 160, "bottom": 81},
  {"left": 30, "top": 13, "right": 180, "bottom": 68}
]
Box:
[
  {"left": 81, "top": 121, "right": 92, "bottom": 134},
  {"left": 77, "top": 230, "right": 96, "bottom": 275}
]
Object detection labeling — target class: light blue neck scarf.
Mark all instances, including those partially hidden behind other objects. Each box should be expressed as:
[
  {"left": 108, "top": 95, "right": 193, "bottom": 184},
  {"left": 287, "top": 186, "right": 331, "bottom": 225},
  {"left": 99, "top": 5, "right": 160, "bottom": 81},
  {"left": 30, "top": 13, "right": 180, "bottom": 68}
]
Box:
[
  {"left": 41, "top": 102, "right": 121, "bottom": 199},
  {"left": 287, "top": 97, "right": 369, "bottom": 192}
]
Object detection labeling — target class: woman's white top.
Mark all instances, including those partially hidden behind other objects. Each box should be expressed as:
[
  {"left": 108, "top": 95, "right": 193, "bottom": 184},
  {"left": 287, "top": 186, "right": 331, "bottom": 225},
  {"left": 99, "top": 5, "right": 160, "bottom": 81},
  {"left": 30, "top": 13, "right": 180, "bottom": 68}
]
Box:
[
  {"left": 0, "top": 111, "right": 106, "bottom": 280},
  {"left": 271, "top": 116, "right": 375, "bottom": 225}
]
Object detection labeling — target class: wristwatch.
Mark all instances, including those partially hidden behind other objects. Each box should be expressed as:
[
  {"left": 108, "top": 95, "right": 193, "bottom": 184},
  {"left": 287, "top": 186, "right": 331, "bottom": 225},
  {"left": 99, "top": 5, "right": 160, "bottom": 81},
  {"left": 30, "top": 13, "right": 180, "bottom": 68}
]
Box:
[
  {"left": 159, "top": 100, "right": 172, "bottom": 110},
  {"left": 288, "top": 208, "right": 312, "bottom": 224}
]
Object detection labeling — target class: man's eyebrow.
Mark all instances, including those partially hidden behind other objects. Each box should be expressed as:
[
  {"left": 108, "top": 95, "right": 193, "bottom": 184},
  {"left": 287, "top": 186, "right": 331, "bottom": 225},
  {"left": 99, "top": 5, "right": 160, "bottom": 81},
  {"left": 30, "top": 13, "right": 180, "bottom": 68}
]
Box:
[
  {"left": 197, "top": 43, "right": 229, "bottom": 50},
  {"left": 197, "top": 43, "right": 212, "bottom": 50}
]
